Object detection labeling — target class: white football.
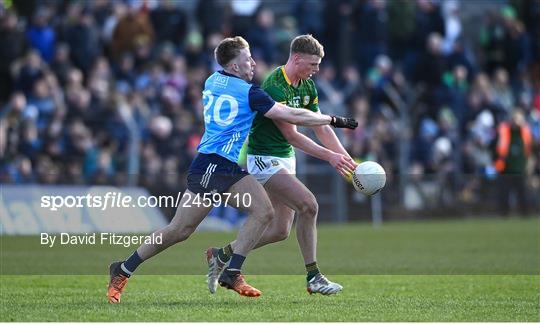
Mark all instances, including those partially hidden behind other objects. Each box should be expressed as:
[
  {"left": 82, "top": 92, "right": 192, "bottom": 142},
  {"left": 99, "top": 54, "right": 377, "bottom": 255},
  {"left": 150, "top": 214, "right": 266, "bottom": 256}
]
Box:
[{"left": 352, "top": 161, "right": 386, "bottom": 196}]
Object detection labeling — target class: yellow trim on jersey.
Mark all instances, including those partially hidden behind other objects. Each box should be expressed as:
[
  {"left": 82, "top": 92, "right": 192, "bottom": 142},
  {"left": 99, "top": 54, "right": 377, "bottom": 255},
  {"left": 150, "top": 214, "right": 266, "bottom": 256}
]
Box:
[{"left": 280, "top": 66, "right": 292, "bottom": 85}]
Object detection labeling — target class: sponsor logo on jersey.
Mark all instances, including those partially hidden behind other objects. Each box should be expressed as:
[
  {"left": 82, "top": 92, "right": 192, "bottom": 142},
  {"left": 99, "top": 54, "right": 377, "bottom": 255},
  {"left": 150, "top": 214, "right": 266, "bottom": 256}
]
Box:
[
  {"left": 288, "top": 96, "right": 301, "bottom": 108},
  {"left": 214, "top": 74, "right": 229, "bottom": 87},
  {"left": 271, "top": 159, "right": 279, "bottom": 166},
  {"left": 303, "top": 96, "right": 310, "bottom": 105}
]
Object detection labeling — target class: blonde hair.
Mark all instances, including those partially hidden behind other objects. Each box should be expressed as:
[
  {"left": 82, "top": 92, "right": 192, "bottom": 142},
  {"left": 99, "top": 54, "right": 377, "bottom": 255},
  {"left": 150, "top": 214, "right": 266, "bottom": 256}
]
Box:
[
  {"left": 214, "top": 36, "right": 249, "bottom": 67},
  {"left": 290, "top": 34, "right": 324, "bottom": 57}
]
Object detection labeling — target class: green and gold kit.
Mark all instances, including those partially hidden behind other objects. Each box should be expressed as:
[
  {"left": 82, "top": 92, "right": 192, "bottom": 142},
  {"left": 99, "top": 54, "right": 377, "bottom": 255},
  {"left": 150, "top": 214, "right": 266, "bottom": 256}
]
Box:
[{"left": 248, "top": 66, "right": 319, "bottom": 157}]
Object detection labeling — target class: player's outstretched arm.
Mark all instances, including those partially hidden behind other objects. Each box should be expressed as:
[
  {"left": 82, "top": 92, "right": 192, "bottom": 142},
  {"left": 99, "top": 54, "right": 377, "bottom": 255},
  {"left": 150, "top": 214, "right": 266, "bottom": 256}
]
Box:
[
  {"left": 313, "top": 124, "right": 355, "bottom": 162},
  {"left": 264, "top": 102, "right": 358, "bottom": 129}
]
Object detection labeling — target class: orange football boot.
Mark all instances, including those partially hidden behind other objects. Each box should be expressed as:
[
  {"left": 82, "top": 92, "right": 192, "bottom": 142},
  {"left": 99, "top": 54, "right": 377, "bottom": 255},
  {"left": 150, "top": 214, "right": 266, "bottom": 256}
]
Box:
[
  {"left": 107, "top": 262, "right": 129, "bottom": 303},
  {"left": 219, "top": 270, "right": 261, "bottom": 297}
]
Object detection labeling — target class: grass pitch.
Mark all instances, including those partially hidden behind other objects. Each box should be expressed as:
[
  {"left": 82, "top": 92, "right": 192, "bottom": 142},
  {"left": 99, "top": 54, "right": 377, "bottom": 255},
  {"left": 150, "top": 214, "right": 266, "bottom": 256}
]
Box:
[
  {"left": 1, "top": 275, "right": 538, "bottom": 321},
  {"left": 1, "top": 218, "right": 539, "bottom": 321}
]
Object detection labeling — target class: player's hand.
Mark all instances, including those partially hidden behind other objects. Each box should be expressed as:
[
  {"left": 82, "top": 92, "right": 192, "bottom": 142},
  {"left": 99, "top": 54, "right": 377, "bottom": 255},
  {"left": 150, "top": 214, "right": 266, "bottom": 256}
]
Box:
[
  {"left": 330, "top": 116, "right": 358, "bottom": 129},
  {"left": 329, "top": 153, "right": 357, "bottom": 178}
]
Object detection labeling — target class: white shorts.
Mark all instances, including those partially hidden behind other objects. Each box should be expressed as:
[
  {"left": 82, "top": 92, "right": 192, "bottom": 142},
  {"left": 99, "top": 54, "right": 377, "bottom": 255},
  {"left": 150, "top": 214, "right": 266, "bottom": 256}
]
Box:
[{"left": 246, "top": 154, "right": 296, "bottom": 185}]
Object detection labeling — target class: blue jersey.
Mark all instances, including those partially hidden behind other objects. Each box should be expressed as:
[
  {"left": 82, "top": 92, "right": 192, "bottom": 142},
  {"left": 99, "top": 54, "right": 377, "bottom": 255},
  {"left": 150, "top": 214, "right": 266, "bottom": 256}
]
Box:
[{"left": 197, "top": 71, "right": 275, "bottom": 163}]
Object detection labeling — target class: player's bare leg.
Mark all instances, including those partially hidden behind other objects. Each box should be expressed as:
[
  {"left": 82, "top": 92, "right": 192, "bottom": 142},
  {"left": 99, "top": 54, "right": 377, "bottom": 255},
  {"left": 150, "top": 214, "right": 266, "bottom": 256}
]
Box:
[
  {"left": 227, "top": 176, "right": 275, "bottom": 255},
  {"left": 253, "top": 191, "right": 295, "bottom": 248},
  {"left": 108, "top": 191, "right": 212, "bottom": 303},
  {"left": 229, "top": 170, "right": 318, "bottom": 263},
  {"left": 216, "top": 175, "right": 275, "bottom": 297},
  {"left": 139, "top": 190, "right": 213, "bottom": 258},
  {"left": 223, "top": 169, "right": 342, "bottom": 295},
  {"left": 265, "top": 171, "right": 342, "bottom": 294},
  {"left": 207, "top": 191, "right": 292, "bottom": 294},
  {"left": 263, "top": 170, "right": 318, "bottom": 264}
]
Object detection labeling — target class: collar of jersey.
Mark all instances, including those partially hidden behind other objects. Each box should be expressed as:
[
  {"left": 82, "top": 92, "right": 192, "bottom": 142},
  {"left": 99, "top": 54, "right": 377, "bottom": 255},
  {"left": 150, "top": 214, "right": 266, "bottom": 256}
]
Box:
[
  {"left": 218, "top": 70, "right": 241, "bottom": 80},
  {"left": 280, "top": 66, "right": 293, "bottom": 86}
]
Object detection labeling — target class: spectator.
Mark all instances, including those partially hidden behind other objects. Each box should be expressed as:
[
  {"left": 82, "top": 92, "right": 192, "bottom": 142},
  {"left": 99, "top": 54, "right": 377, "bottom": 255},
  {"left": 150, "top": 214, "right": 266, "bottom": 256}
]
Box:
[
  {"left": 114, "top": 53, "right": 137, "bottom": 88},
  {"left": 322, "top": 0, "right": 353, "bottom": 71},
  {"left": 27, "top": 75, "right": 56, "bottom": 131},
  {"left": 491, "top": 67, "right": 515, "bottom": 115},
  {"left": 339, "top": 65, "right": 363, "bottom": 102},
  {"left": 195, "top": 0, "right": 230, "bottom": 39},
  {"left": 13, "top": 50, "right": 45, "bottom": 96},
  {"left": 64, "top": 8, "right": 101, "bottom": 76},
  {"left": 0, "top": 11, "right": 27, "bottom": 102},
  {"left": 25, "top": 8, "right": 56, "bottom": 63},
  {"left": 110, "top": 6, "right": 155, "bottom": 62},
  {"left": 444, "top": 64, "right": 469, "bottom": 128},
  {"left": 230, "top": 0, "right": 260, "bottom": 38},
  {"left": 365, "top": 54, "right": 393, "bottom": 113},
  {"left": 102, "top": 2, "right": 128, "bottom": 45},
  {"left": 412, "top": 0, "right": 445, "bottom": 50},
  {"left": 525, "top": 0, "right": 540, "bottom": 62},
  {"left": 35, "top": 155, "right": 61, "bottom": 184},
  {"left": 291, "top": 0, "right": 324, "bottom": 38},
  {"left": 91, "top": 0, "right": 112, "bottom": 28},
  {"left": 50, "top": 43, "right": 74, "bottom": 86},
  {"left": 387, "top": 0, "right": 415, "bottom": 62},
  {"left": 247, "top": 7, "right": 278, "bottom": 65},
  {"left": 494, "top": 109, "right": 533, "bottom": 215},
  {"left": 183, "top": 30, "right": 204, "bottom": 67},
  {"left": 352, "top": 0, "right": 388, "bottom": 75},
  {"left": 165, "top": 55, "right": 188, "bottom": 100},
  {"left": 441, "top": 0, "right": 462, "bottom": 55},
  {"left": 412, "top": 117, "right": 439, "bottom": 172},
  {"left": 64, "top": 158, "right": 85, "bottom": 184},
  {"left": 416, "top": 32, "right": 447, "bottom": 89},
  {"left": 313, "top": 63, "right": 338, "bottom": 103},
  {"left": 499, "top": 5, "right": 531, "bottom": 77},
  {"left": 464, "top": 109, "right": 496, "bottom": 174},
  {"left": 12, "top": 157, "right": 35, "bottom": 183},
  {"left": 18, "top": 120, "right": 42, "bottom": 160},
  {"left": 150, "top": 0, "right": 188, "bottom": 47}
]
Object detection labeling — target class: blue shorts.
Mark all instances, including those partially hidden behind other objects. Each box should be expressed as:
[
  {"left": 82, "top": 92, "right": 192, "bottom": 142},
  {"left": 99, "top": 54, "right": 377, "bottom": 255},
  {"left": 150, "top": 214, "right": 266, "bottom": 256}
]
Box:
[{"left": 187, "top": 153, "right": 249, "bottom": 194}]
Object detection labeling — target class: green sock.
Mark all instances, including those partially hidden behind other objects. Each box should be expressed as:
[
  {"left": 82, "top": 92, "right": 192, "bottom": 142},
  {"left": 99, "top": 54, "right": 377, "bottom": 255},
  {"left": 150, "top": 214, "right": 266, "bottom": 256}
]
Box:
[
  {"left": 218, "top": 244, "right": 233, "bottom": 263},
  {"left": 306, "top": 262, "right": 320, "bottom": 281}
]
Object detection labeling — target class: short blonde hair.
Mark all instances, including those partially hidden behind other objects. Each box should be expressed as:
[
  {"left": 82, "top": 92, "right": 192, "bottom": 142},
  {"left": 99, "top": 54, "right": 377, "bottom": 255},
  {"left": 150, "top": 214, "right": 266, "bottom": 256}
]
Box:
[
  {"left": 290, "top": 34, "right": 324, "bottom": 58},
  {"left": 214, "top": 36, "right": 249, "bottom": 67}
]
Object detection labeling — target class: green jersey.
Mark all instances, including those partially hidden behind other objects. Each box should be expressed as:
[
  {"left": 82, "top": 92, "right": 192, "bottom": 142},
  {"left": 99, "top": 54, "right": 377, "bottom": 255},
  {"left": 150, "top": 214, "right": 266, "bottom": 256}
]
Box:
[{"left": 248, "top": 66, "right": 320, "bottom": 157}]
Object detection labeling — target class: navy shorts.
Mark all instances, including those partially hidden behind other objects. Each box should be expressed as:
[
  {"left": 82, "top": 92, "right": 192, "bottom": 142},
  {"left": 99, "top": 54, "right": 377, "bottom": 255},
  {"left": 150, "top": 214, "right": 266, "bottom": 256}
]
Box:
[{"left": 187, "top": 153, "right": 249, "bottom": 194}]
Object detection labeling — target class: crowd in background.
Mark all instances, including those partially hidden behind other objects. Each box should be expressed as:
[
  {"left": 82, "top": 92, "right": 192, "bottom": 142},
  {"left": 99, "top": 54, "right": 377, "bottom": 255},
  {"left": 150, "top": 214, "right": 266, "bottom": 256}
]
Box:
[{"left": 1, "top": 0, "right": 539, "bottom": 213}]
